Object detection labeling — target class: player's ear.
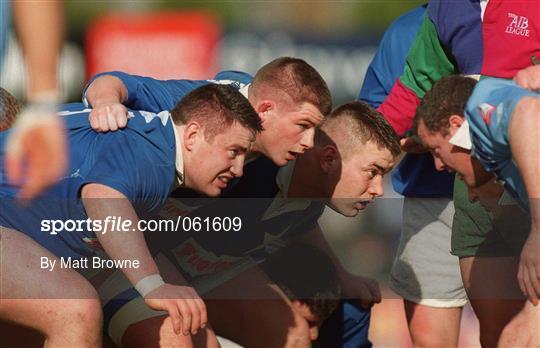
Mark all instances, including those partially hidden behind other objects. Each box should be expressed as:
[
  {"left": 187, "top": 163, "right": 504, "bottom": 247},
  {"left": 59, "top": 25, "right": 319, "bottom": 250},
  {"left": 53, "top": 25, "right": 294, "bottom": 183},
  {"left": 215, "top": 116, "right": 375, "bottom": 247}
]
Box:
[
  {"left": 255, "top": 100, "right": 274, "bottom": 123},
  {"left": 320, "top": 145, "right": 339, "bottom": 173},
  {"left": 184, "top": 121, "right": 201, "bottom": 151},
  {"left": 448, "top": 115, "right": 465, "bottom": 130}
]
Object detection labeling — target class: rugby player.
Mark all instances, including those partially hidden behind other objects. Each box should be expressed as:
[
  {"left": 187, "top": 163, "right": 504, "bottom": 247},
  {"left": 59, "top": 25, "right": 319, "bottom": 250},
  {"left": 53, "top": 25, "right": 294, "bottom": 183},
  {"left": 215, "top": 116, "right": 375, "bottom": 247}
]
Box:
[
  {"left": 0, "top": 85, "right": 261, "bottom": 346},
  {"left": 83, "top": 57, "right": 332, "bottom": 166},
  {"left": 414, "top": 74, "right": 540, "bottom": 346},
  {"left": 96, "top": 101, "right": 401, "bottom": 347}
]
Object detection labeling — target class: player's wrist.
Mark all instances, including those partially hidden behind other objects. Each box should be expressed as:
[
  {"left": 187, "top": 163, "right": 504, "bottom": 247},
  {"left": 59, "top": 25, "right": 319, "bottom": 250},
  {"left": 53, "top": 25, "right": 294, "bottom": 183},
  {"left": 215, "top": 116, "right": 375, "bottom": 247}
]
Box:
[{"left": 135, "top": 274, "right": 165, "bottom": 298}]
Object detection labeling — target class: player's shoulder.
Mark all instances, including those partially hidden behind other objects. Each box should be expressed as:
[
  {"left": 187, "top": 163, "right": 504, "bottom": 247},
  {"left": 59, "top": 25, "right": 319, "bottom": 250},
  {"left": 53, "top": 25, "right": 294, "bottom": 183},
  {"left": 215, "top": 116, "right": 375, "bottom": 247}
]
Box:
[
  {"left": 389, "top": 4, "right": 426, "bottom": 32},
  {"left": 468, "top": 78, "right": 535, "bottom": 115}
]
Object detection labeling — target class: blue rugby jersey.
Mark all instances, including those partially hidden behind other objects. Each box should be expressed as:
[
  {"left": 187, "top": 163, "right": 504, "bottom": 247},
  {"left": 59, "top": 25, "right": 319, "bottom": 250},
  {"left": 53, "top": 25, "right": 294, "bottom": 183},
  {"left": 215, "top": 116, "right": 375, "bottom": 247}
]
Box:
[
  {"left": 146, "top": 156, "right": 325, "bottom": 282},
  {"left": 0, "top": 102, "right": 177, "bottom": 258},
  {"left": 84, "top": 71, "right": 253, "bottom": 112},
  {"left": 466, "top": 78, "right": 539, "bottom": 211}
]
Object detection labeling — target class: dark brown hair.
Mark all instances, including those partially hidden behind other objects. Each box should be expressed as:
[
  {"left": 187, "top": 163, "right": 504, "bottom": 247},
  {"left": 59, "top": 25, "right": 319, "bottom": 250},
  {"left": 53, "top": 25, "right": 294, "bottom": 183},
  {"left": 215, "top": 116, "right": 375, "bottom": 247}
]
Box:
[
  {"left": 0, "top": 87, "right": 22, "bottom": 131},
  {"left": 251, "top": 57, "right": 332, "bottom": 117},
  {"left": 318, "top": 101, "right": 401, "bottom": 158},
  {"left": 171, "top": 84, "right": 262, "bottom": 141},
  {"left": 414, "top": 75, "right": 477, "bottom": 135}
]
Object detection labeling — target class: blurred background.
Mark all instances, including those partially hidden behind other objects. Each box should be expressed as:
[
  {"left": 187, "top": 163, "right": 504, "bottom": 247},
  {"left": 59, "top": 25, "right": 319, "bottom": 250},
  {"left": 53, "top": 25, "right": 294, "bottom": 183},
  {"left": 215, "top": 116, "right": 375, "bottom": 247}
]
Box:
[{"left": 0, "top": 1, "right": 481, "bottom": 346}]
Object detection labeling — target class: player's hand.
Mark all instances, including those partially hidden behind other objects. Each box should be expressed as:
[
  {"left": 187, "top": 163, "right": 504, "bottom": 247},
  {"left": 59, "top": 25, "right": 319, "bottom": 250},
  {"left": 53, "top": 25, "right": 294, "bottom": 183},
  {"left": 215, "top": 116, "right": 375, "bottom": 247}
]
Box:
[
  {"left": 517, "top": 226, "right": 540, "bottom": 305},
  {"left": 514, "top": 65, "right": 540, "bottom": 92},
  {"left": 5, "top": 104, "right": 67, "bottom": 199},
  {"left": 400, "top": 136, "right": 427, "bottom": 154},
  {"left": 341, "top": 275, "right": 381, "bottom": 309},
  {"left": 89, "top": 102, "right": 128, "bottom": 132},
  {"left": 144, "top": 283, "right": 208, "bottom": 336}
]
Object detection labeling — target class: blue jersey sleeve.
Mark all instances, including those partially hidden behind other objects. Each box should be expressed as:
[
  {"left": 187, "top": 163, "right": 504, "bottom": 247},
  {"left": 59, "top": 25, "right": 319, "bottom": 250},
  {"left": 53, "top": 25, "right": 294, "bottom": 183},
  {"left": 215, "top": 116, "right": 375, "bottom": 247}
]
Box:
[
  {"left": 466, "top": 78, "right": 539, "bottom": 210},
  {"left": 79, "top": 128, "right": 175, "bottom": 216},
  {"left": 359, "top": 4, "right": 427, "bottom": 108},
  {"left": 84, "top": 71, "right": 253, "bottom": 113},
  {"left": 466, "top": 78, "right": 538, "bottom": 164}
]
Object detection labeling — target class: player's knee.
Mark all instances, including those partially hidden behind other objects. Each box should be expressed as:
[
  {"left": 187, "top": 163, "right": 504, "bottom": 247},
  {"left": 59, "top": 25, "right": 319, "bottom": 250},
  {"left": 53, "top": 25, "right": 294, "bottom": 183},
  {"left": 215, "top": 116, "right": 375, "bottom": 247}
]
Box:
[
  {"left": 44, "top": 298, "right": 102, "bottom": 346},
  {"left": 60, "top": 298, "right": 103, "bottom": 330},
  {"left": 410, "top": 330, "right": 452, "bottom": 348}
]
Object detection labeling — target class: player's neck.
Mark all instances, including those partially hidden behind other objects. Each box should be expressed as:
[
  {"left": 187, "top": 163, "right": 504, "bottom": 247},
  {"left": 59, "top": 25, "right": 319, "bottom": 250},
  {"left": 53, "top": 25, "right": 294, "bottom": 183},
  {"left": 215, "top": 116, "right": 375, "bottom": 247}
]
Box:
[{"left": 288, "top": 157, "right": 325, "bottom": 199}]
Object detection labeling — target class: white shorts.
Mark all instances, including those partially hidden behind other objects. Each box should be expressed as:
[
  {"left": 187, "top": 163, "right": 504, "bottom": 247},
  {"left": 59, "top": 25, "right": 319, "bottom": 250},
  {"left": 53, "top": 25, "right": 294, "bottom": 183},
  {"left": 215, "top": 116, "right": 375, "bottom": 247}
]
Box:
[{"left": 389, "top": 197, "right": 468, "bottom": 308}]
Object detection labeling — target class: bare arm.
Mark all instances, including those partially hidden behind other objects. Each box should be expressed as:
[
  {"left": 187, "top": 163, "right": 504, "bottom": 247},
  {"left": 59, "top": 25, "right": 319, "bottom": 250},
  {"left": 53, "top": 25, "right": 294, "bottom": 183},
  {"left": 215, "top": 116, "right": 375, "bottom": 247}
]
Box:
[
  {"left": 510, "top": 96, "right": 540, "bottom": 305},
  {"left": 85, "top": 75, "right": 129, "bottom": 107},
  {"left": 81, "top": 183, "right": 207, "bottom": 335},
  {"left": 12, "top": 0, "right": 63, "bottom": 99},
  {"left": 510, "top": 97, "right": 540, "bottom": 230},
  {"left": 5, "top": 1, "right": 66, "bottom": 199},
  {"left": 514, "top": 66, "right": 540, "bottom": 92},
  {"left": 82, "top": 75, "right": 129, "bottom": 132}
]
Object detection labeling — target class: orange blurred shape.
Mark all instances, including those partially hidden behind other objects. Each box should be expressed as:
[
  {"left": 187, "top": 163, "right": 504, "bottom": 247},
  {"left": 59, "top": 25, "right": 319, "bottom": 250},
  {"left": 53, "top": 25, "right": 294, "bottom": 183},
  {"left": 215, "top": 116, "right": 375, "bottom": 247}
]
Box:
[{"left": 85, "top": 12, "right": 221, "bottom": 81}]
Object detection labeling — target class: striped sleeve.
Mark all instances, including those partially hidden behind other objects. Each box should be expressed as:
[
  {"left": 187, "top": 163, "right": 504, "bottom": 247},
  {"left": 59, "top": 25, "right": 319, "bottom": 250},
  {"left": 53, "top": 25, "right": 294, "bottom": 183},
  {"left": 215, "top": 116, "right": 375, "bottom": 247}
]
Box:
[{"left": 377, "top": 13, "right": 457, "bottom": 136}]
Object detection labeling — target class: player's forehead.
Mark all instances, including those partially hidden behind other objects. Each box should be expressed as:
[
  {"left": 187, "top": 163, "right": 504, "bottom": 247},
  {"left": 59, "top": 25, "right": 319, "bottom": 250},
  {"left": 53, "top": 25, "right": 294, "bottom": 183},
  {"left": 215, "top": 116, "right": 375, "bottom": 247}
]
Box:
[
  {"left": 213, "top": 122, "right": 255, "bottom": 147},
  {"left": 417, "top": 123, "right": 444, "bottom": 148},
  {"left": 351, "top": 141, "right": 394, "bottom": 170},
  {"left": 287, "top": 102, "right": 324, "bottom": 125}
]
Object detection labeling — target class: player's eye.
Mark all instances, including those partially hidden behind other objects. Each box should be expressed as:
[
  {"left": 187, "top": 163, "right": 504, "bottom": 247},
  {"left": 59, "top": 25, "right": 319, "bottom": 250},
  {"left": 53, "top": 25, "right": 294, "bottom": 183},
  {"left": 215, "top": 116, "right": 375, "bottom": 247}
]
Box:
[
  {"left": 298, "top": 123, "right": 310, "bottom": 130},
  {"left": 228, "top": 149, "right": 239, "bottom": 158}
]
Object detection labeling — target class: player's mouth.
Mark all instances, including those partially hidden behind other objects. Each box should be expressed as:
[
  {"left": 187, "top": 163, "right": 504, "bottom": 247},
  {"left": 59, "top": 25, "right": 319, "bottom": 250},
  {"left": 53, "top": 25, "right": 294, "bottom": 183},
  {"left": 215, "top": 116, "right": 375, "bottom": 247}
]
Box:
[
  {"left": 355, "top": 200, "right": 374, "bottom": 210},
  {"left": 216, "top": 175, "right": 232, "bottom": 188},
  {"left": 287, "top": 151, "right": 301, "bottom": 160}
]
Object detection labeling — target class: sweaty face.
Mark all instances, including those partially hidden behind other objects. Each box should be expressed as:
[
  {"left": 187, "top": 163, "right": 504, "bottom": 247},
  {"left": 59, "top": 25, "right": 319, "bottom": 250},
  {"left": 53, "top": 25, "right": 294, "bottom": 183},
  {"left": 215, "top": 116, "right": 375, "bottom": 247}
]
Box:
[
  {"left": 328, "top": 141, "right": 395, "bottom": 217},
  {"left": 257, "top": 101, "right": 323, "bottom": 166},
  {"left": 417, "top": 120, "right": 492, "bottom": 188},
  {"left": 186, "top": 122, "right": 254, "bottom": 196}
]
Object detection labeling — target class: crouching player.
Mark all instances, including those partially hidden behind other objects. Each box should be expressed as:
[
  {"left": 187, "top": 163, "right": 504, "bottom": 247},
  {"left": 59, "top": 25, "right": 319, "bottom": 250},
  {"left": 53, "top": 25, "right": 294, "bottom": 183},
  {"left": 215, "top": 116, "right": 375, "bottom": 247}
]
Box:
[
  {"left": 0, "top": 85, "right": 261, "bottom": 346},
  {"left": 414, "top": 74, "right": 539, "bottom": 346},
  {"left": 96, "top": 101, "right": 400, "bottom": 347}
]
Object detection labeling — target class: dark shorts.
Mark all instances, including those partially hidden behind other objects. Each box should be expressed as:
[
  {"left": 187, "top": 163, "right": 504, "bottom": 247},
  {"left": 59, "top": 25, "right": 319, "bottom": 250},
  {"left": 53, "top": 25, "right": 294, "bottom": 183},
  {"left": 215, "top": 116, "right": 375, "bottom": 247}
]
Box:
[{"left": 451, "top": 177, "right": 530, "bottom": 258}]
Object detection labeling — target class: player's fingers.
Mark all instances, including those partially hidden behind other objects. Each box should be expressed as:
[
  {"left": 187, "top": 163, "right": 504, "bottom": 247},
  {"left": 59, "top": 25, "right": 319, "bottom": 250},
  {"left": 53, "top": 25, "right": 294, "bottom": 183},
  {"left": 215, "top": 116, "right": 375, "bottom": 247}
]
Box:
[
  {"left": 89, "top": 110, "right": 100, "bottom": 131},
  {"left": 195, "top": 298, "right": 207, "bottom": 329},
  {"left": 18, "top": 128, "right": 50, "bottom": 198},
  {"left": 97, "top": 108, "right": 110, "bottom": 132},
  {"left": 185, "top": 299, "right": 201, "bottom": 335},
  {"left": 177, "top": 300, "right": 192, "bottom": 336},
  {"left": 114, "top": 105, "right": 128, "bottom": 128},
  {"left": 106, "top": 108, "right": 118, "bottom": 132},
  {"left": 115, "top": 112, "right": 128, "bottom": 128},
  {"left": 528, "top": 266, "right": 540, "bottom": 305},
  {"left": 166, "top": 302, "right": 183, "bottom": 336},
  {"left": 518, "top": 263, "right": 527, "bottom": 297},
  {"left": 522, "top": 269, "right": 537, "bottom": 305},
  {"left": 5, "top": 150, "right": 23, "bottom": 186},
  {"left": 20, "top": 123, "right": 67, "bottom": 199}
]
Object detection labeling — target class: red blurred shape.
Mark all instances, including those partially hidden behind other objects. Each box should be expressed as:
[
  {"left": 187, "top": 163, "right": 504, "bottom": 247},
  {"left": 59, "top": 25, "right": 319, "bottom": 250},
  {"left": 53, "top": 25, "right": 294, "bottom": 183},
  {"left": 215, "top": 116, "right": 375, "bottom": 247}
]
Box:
[{"left": 85, "top": 12, "right": 220, "bottom": 81}]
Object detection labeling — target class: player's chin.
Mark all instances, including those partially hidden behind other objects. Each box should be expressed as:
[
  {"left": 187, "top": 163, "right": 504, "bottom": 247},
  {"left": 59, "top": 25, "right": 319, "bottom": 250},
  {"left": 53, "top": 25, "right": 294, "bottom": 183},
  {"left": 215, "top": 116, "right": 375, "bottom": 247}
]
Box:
[
  {"left": 272, "top": 153, "right": 290, "bottom": 167},
  {"left": 202, "top": 183, "right": 223, "bottom": 197},
  {"left": 333, "top": 204, "right": 361, "bottom": 217}
]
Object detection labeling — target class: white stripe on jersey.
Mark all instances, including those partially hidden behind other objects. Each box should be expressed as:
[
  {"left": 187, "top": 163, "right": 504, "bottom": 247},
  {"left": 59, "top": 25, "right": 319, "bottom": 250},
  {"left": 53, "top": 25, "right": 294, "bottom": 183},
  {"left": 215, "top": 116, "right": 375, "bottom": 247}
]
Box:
[
  {"left": 57, "top": 108, "right": 92, "bottom": 116},
  {"left": 138, "top": 110, "right": 171, "bottom": 126}
]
